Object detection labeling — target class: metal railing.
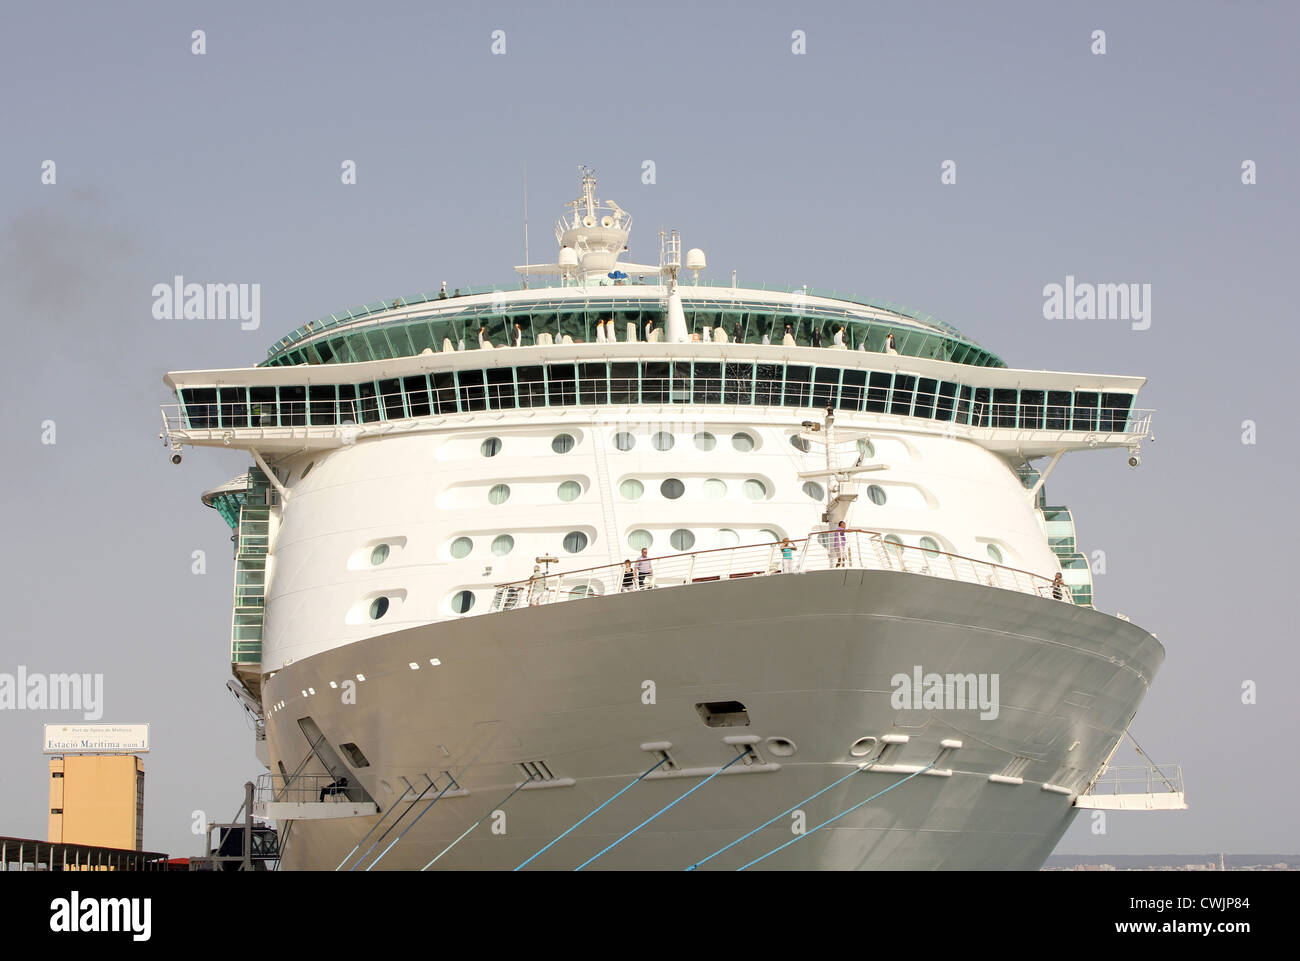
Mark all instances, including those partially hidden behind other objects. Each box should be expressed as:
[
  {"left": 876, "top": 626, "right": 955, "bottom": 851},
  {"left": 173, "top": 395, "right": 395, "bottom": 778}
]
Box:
[
  {"left": 489, "top": 529, "right": 1071, "bottom": 612},
  {"left": 255, "top": 773, "right": 360, "bottom": 806},
  {"left": 1086, "top": 764, "right": 1184, "bottom": 798}
]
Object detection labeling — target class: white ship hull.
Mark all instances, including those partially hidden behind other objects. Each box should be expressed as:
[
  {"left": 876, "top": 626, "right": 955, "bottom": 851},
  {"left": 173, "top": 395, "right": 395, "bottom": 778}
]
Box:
[{"left": 265, "top": 569, "right": 1163, "bottom": 870}]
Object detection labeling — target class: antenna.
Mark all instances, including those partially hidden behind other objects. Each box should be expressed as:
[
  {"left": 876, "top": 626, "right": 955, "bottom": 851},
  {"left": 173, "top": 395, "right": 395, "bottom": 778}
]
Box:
[{"left": 522, "top": 163, "right": 529, "bottom": 288}]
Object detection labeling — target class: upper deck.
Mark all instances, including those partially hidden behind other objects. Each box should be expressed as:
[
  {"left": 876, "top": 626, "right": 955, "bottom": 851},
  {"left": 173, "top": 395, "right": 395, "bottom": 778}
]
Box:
[{"left": 259, "top": 281, "right": 1006, "bottom": 370}]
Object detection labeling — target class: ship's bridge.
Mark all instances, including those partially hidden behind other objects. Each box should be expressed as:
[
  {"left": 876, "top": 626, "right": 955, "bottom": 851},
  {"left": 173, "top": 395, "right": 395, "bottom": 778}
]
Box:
[{"left": 259, "top": 283, "right": 1006, "bottom": 370}]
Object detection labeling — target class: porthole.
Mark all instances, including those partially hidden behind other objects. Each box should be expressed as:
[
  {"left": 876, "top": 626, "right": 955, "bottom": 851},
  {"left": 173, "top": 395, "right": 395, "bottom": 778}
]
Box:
[
  {"left": 370, "top": 544, "right": 390, "bottom": 566},
  {"left": 919, "top": 537, "right": 941, "bottom": 557},
  {"left": 491, "top": 534, "right": 514, "bottom": 556},
  {"left": 884, "top": 534, "right": 904, "bottom": 557},
  {"left": 660, "top": 478, "right": 685, "bottom": 499},
  {"left": 802, "top": 481, "right": 825, "bottom": 501},
  {"left": 743, "top": 478, "right": 767, "bottom": 500},
  {"left": 858, "top": 438, "right": 875, "bottom": 458},
  {"left": 451, "top": 590, "right": 475, "bottom": 614},
  {"left": 867, "top": 484, "right": 886, "bottom": 506},
  {"left": 761, "top": 529, "right": 781, "bottom": 543},
  {"left": 731, "top": 432, "right": 755, "bottom": 452},
  {"left": 620, "top": 478, "right": 644, "bottom": 499},
  {"left": 480, "top": 437, "right": 502, "bottom": 458},
  {"left": 369, "top": 596, "right": 390, "bottom": 620},
  {"left": 449, "top": 537, "right": 473, "bottom": 559},
  {"left": 628, "top": 529, "right": 653, "bottom": 550},
  {"left": 488, "top": 484, "right": 510, "bottom": 505},
  {"left": 703, "top": 478, "right": 727, "bottom": 499},
  {"left": 552, "top": 433, "right": 575, "bottom": 454},
  {"left": 301, "top": 461, "right": 314, "bottom": 479},
  {"left": 557, "top": 480, "right": 582, "bottom": 502},
  {"left": 987, "top": 544, "right": 1003, "bottom": 564},
  {"left": 670, "top": 528, "right": 695, "bottom": 551},
  {"left": 652, "top": 431, "right": 675, "bottom": 452},
  {"left": 766, "top": 737, "right": 797, "bottom": 757},
  {"left": 717, "top": 529, "right": 740, "bottom": 548},
  {"left": 694, "top": 431, "right": 717, "bottom": 451},
  {"left": 850, "top": 736, "right": 878, "bottom": 758},
  {"left": 790, "top": 434, "right": 811, "bottom": 453},
  {"left": 613, "top": 431, "right": 636, "bottom": 451},
  {"left": 563, "top": 531, "right": 589, "bottom": 553}
]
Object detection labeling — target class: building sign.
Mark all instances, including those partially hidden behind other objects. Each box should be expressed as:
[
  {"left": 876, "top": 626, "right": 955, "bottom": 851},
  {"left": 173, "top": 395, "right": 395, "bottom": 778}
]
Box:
[{"left": 43, "top": 724, "right": 150, "bottom": 754}]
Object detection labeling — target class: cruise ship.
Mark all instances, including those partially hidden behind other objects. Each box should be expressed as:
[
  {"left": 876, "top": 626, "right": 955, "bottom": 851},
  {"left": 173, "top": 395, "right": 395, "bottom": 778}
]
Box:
[{"left": 162, "top": 169, "right": 1181, "bottom": 870}]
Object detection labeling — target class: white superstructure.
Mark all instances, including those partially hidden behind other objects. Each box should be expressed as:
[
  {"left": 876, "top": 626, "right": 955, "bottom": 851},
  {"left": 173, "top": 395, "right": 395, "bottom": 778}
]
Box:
[{"left": 164, "top": 170, "right": 1179, "bottom": 870}]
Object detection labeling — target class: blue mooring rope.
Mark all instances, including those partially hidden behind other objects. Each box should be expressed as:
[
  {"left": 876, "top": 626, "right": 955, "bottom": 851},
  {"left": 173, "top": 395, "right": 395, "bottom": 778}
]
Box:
[
  {"left": 736, "top": 764, "right": 935, "bottom": 871},
  {"left": 685, "top": 761, "right": 876, "bottom": 871},
  {"left": 514, "top": 755, "right": 668, "bottom": 871},
  {"left": 575, "top": 751, "right": 750, "bottom": 871}
]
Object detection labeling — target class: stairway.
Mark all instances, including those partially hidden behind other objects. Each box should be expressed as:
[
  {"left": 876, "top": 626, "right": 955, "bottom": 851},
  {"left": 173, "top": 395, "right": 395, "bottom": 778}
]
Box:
[{"left": 231, "top": 466, "right": 272, "bottom": 686}]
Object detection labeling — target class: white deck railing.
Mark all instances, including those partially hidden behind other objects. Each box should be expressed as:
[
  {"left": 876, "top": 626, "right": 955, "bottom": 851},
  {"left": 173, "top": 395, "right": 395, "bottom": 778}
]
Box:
[{"left": 489, "top": 529, "right": 1071, "bottom": 612}]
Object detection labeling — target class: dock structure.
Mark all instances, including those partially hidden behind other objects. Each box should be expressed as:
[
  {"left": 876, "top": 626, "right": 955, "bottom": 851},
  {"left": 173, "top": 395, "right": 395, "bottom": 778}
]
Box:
[{"left": 0, "top": 835, "right": 170, "bottom": 872}]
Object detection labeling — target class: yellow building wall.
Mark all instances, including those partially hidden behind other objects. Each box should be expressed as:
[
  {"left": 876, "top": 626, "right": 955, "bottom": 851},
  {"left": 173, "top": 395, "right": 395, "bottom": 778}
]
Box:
[{"left": 49, "top": 755, "right": 144, "bottom": 851}]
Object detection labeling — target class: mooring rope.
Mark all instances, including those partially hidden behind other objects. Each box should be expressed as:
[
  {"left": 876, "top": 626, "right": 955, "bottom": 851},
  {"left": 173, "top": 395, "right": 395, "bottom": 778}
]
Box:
[
  {"left": 574, "top": 751, "right": 750, "bottom": 871},
  {"left": 685, "top": 760, "right": 876, "bottom": 871},
  {"left": 514, "top": 756, "right": 668, "bottom": 871},
  {"left": 736, "top": 764, "right": 935, "bottom": 871},
  {"left": 419, "top": 778, "right": 536, "bottom": 871}
]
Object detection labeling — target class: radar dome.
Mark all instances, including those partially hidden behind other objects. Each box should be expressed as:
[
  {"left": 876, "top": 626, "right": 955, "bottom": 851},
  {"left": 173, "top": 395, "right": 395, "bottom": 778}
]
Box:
[
  {"left": 685, "top": 248, "right": 707, "bottom": 271},
  {"left": 558, "top": 247, "right": 579, "bottom": 267}
]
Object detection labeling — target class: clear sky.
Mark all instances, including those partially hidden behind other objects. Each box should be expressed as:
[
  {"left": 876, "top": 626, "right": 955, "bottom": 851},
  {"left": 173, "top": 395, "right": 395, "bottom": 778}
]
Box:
[{"left": 1, "top": 0, "right": 1295, "bottom": 859}]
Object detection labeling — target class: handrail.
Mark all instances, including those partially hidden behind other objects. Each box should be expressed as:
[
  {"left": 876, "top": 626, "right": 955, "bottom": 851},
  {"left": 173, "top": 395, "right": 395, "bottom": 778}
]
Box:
[{"left": 488, "top": 528, "right": 1072, "bottom": 613}]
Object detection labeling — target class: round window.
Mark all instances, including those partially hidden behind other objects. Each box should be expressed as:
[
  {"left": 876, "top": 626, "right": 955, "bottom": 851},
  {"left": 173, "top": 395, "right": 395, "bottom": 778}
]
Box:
[
  {"left": 488, "top": 484, "right": 510, "bottom": 505},
  {"left": 761, "top": 529, "right": 781, "bottom": 543},
  {"left": 670, "top": 529, "right": 695, "bottom": 551},
  {"left": 743, "top": 479, "right": 767, "bottom": 500},
  {"left": 884, "top": 534, "right": 904, "bottom": 557},
  {"left": 858, "top": 438, "right": 875, "bottom": 459},
  {"left": 628, "top": 529, "right": 653, "bottom": 550},
  {"left": 694, "top": 431, "right": 717, "bottom": 451},
  {"left": 703, "top": 478, "right": 727, "bottom": 499},
  {"left": 867, "top": 484, "right": 886, "bottom": 506},
  {"left": 802, "top": 481, "right": 825, "bottom": 501},
  {"left": 731, "top": 432, "right": 755, "bottom": 452},
  {"left": 717, "top": 529, "right": 740, "bottom": 548},
  {"left": 369, "top": 596, "right": 390, "bottom": 620},
  {"left": 919, "top": 537, "right": 941, "bottom": 557},
  {"left": 451, "top": 591, "right": 475, "bottom": 614},
  {"left": 481, "top": 437, "right": 502, "bottom": 458},
  {"left": 790, "top": 435, "right": 811, "bottom": 453},
  {"left": 552, "top": 433, "right": 575, "bottom": 454},
  {"left": 660, "top": 478, "right": 685, "bottom": 499},
  {"left": 558, "top": 480, "right": 582, "bottom": 502},
  {"left": 613, "top": 431, "right": 636, "bottom": 451},
  {"left": 491, "top": 534, "right": 514, "bottom": 556},
  {"left": 449, "top": 537, "right": 473, "bottom": 559},
  {"left": 620, "top": 478, "right": 644, "bottom": 500},
  {"left": 370, "top": 544, "right": 390, "bottom": 566},
  {"left": 987, "top": 544, "right": 1003, "bottom": 564},
  {"left": 563, "top": 531, "right": 589, "bottom": 553},
  {"left": 652, "top": 432, "right": 675, "bottom": 451}
]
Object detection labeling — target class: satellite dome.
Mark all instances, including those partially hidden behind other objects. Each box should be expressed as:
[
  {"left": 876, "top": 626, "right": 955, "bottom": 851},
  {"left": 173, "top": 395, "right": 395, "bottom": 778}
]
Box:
[{"left": 685, "top": 248, "right": 707, "bottom": 271}]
